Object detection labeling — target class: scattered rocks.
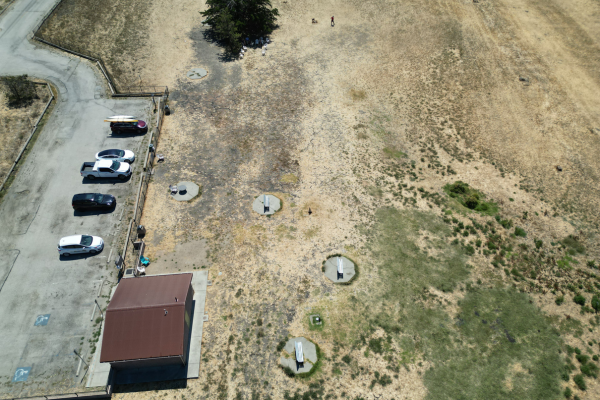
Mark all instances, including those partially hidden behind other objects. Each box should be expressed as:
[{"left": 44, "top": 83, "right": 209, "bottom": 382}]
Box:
[{"left": 556, "top": 165, "right": 563, "bottom": 172}]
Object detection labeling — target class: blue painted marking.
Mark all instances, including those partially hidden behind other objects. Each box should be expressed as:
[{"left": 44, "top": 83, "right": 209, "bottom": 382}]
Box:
[
  {"left": 12, "top": 367, "right": 31, "bottom": 382},
  {"left": 34, "top": 314, "right": 51, "bottom": 326}
]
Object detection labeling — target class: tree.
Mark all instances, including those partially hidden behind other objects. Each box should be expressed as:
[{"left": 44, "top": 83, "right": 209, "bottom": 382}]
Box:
[
  {"left": 201, "top": 0, "right": 279, "bottom": 52},
  {"left": 1, "top": 75, "right": 38, "bottom": 108}
]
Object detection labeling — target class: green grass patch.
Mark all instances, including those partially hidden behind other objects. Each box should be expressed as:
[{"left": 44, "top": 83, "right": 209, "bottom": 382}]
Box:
[
  {"left": 444, "top": 181, "right": 498, "bottom": 215},
  {"left": 330, "top": 208, "right": 563, "bottom": 400},
  {"left": 562, "top": 235, "right": 585, "bottom": 255},
  {"left": 383, "top": 147, "right": 407, "bottom": 159}
]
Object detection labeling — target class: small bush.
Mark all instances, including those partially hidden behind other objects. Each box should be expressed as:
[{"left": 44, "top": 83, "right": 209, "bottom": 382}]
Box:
[
  {"left": 591, "top": 296, "right": 600, "bottom": 313},
  {"left": 1, "top": 75, "right": 38, "bottom": 108},
  {"left": 564, "top": 387, "right": 572, "bottom": 398},
  {"left": 342, "top": 354, "right": 352, "bottom": 364},
  {"left": 580, "top": 362, "right": 599, "bottom": 378},
  {"left": 562, "top": 235, "right": 585, "bottom": 254},
  {"left": 368, "top": 338, "right": 384, "bottom": 354},
  {"left": 276, "top": 339, "right": 286, "bottom": 352},
  {"left": 574, "top": 295, "right": 586, "bottom": 306},
  {"left": 535, "top": 239, "right": 543, "bottom": 249},
  {"left": 515, "top": 227, "right": 527, "bottom": 237},
  {"left": 465, "top": 245, "right": 475, "bottom": 255},
  {"left": 576, "top": 354, "right": 589, "bottom": 364},
  {"left": 556, "top": 296, "right": 565, "bottom": 306},
  {"left": 475, "top": 239, "right": 482, "bottom": 248},
  {"left": 573, "top": 374, "right": 586, "bottom": 390}
]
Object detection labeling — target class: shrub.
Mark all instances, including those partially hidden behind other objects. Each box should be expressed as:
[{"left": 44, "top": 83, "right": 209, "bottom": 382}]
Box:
[
  {"left": 573, "top": 374, "right": 586, "bottom": 390},
  {"left": 276, "top": 339, "right": 286, "bottom": 352},
  {"left": 465, "top": 245, "right": 475, "bottom": 256},
  {"left": 1, "top": 75, "right": 38, "bottom": 108},
  {"left": 591, "top": 296, "right": 600, "bottom": 313},
  {"left": 368, "top": 338, "right": 384, "bottom": 354},
  {"left": 556, "top": 296, "right": 565, "bottom": 306},
  {"left": 564, "top": 387, "right": 572, "bottom": 398},
  {"left": 587, "top": 260, "right": 596, "bottom": 268},
  {"left": 475, "top": 239, "right": 482, "bottom": 248},
  {"left": 515, "top": 227, "right": 527, "bottom": 237},
  {"left": 576, "top": 354, "right": 589, "bottom": 364},
  {"left": 580, "top": 362, "right": 599, "bottom": 378},
  {"left": 562, "top": 235, "right": 585, "bottom": 254},
  {"left": 535, "top": 239, "right": 543, "bottom": 249},
  {"left": 574, "top": 295, "right": 586, "bottom": 306},
  {"left": 342, "top": 354, "right": 352, "bottom": 364}
]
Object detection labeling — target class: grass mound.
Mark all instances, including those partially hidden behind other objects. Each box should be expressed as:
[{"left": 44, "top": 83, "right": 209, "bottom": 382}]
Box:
[{"left": 444, "top": 181, "right": 498, "bottom": 215}]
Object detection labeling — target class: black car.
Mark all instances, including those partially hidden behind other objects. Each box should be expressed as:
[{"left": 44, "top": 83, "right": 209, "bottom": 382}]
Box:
[
  {"left": 72, "top": 193, "right": 116, "bottom": 211},
  {"left": 110, "top": 120, "right": 148, "bottom": 134}
]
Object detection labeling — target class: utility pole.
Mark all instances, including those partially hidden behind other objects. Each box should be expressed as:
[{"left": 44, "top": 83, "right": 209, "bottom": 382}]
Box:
[{"left": 95, "top": 299, "right": 103, "bottom": 319}]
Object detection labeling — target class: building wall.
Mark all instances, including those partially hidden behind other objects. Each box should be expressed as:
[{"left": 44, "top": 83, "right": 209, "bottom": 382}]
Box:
[
  {"left": 110, "top": 355, "right": 182, "bottom": 370},
  {"left": 182, "top": 282, "right": 195, "bottom": 364}
]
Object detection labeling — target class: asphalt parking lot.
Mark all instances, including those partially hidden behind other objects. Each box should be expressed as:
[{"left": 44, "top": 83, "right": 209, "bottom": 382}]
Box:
[{"left": 0, "top": 97, "right": 150, "bottom": 397}]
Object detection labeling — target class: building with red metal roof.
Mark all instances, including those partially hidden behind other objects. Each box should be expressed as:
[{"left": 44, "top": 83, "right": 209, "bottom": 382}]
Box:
[{"left": 100, "top": 273, "right": 194, "bottom": 369}]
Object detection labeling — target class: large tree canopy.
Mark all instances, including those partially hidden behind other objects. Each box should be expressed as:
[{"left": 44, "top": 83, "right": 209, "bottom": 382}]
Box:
[{"left": 201, "top": 0, "right": 279, "bottom": 52}]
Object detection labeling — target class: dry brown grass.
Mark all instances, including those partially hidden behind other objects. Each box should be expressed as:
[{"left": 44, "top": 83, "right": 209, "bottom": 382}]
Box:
[
  {"left": 0, "top": 83, "right": 50, "bottom": 184},
  {"left": 42, "top": 0, "right": 600, "bottom": 398}
]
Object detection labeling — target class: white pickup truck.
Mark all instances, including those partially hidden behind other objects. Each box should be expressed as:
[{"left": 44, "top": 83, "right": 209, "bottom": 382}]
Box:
[{"left": 80, "top": 160, "right": 132, "bottom": 180}]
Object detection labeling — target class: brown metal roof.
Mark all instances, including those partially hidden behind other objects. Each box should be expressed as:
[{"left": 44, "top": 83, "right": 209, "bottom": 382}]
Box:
[{"left": 100, "top": 274, "right": 192, "bottom": 363}]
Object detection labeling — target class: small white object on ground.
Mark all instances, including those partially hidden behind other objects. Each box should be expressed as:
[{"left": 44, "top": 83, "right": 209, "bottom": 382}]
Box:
[{"left": 262, "top": 49, "right": 266, "bottom": 56}]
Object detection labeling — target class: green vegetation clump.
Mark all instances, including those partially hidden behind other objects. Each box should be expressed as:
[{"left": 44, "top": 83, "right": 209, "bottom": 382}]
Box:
[
  {"left": 573, "top": 374, "right": 586, "bottom": 390},
  {"left": 556, "top": 296, "right": 565, "bottom": 306},
  {"left": 444, "top": 181, "right": 497, "bottom": 215},
  {"left": 592, "top": 296, "right": 600, "bottom": 313},
  {"left": 562, "top": 235, "right": 585, "bottom": 255},
  {"left": 574, "top": 295, "right": 586, "bottom": 306},
  {"left": 341, "top": 209, "right": 565, "bottom": 400},
  {"left": 514, "top": 227, "right": 527, "bottom": 237},
  {"left": 564, "top": 387, "right": 572, "bottom": 398},
  {"left": 200, "top": 0, "right": 279, "bottom": 52}
]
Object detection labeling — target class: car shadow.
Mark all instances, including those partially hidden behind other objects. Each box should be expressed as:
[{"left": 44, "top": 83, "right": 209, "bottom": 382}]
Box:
[
  {"left": 108, "top": 131, "right": 148, "bottom": 138},
  {"left": 59, "top": 248, "right": 104, "bottom": 261},
  {"left": 73, "top": 207, "right": 116, "bottom": 217},
  {"left": 81, "top": 176, "right": 132, "bottom": 184}
]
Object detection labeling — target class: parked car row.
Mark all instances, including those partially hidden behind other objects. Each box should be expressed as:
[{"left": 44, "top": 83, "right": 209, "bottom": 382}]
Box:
[{"left": 58, "top": 116, "right": 146, "bottom": 258}]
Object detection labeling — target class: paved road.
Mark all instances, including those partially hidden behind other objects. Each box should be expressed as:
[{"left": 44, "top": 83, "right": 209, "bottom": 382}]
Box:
[{"left": 0, "top": 0, "right": 150, "bottom": 396}]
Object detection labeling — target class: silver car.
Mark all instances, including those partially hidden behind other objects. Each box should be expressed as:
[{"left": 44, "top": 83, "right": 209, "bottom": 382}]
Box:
[
  {"left": 95, "top": 149, "right": 135, "bottom": 163},
  {"left": 58, "top": 235, "right": 104, "bottom": 256}
]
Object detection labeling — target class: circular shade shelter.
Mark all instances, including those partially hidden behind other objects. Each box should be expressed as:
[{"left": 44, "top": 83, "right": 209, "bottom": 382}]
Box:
[
  {"left": 323, "top": 256, "right": 356, "bottom": 283},
  {"left": 279, "top": 337, "right": 317, "bottom": 374},
  {"left": 171, "top": 181, "right": 200, "bottom": 201},
  {"left": 252, "top": 194, "right": 281, "bottom": 215}
]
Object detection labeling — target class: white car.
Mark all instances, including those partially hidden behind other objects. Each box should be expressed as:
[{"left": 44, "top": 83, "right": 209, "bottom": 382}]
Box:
[
  {"left": 58, "top": 235, "right": 104, "bottom": 256},
  {"left": 95, "top": 149, "right": 135, "bottom": 163}
]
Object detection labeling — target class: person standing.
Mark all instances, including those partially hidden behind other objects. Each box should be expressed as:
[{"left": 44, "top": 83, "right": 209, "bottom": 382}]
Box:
[{"left": 331, "top": 16, "right": 334, "bottom": 27}]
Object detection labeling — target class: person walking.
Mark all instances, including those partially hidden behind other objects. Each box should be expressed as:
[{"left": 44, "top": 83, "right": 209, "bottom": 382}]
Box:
[{"left": 331, "top": 16, "right": 334, "bottom": 27}]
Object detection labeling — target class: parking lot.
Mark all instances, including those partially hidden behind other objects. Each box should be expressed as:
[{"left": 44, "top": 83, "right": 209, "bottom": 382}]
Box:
[{"left": 0, "top": 97, "right": 149, "bottom": 397}]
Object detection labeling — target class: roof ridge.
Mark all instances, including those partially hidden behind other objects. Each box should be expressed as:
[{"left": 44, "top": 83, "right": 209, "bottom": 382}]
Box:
[{"left": 107, "top": 303, "right": 185, "bottom": 312}]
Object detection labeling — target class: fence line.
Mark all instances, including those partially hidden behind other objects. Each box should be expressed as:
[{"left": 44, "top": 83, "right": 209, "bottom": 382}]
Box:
[
  {"left": 0, "top": 83, "right": 54, "bottom": 195},
  {"left": 32, "top": 0, "right": 167, "bottom": 98},
  {"left": 122, "top": 97, "right": 166, "bottom": 272}
]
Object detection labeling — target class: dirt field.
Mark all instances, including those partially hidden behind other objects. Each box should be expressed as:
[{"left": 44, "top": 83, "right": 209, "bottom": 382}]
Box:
[
  {"left": 0, "top": 82, "right": 51, "bottom": 187},
  {"left": 40, "top": 0, "right": 600, "bottom": 399}
]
